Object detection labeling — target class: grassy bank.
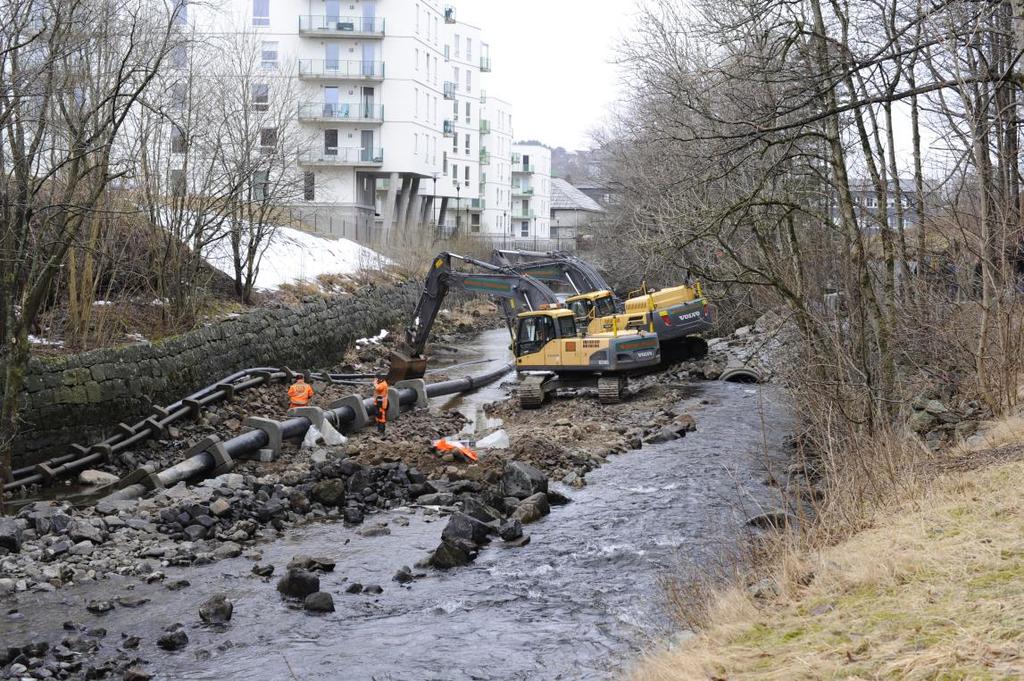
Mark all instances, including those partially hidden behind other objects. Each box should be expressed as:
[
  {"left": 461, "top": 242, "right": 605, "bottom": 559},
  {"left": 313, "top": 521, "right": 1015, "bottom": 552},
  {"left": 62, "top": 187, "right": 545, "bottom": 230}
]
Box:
[{"left": 629, "top": 446, "right": 1024, "bottom": 680}]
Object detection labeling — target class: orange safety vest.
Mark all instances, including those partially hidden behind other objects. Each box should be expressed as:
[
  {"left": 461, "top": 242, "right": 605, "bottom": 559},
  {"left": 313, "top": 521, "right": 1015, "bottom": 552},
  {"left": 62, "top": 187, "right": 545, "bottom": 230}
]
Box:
[
  {"left": 288, "top": 381, "right": 314, "bottom": 408},
  {"left": 374, "top": 380, "right": 389, "bottom": 423}
]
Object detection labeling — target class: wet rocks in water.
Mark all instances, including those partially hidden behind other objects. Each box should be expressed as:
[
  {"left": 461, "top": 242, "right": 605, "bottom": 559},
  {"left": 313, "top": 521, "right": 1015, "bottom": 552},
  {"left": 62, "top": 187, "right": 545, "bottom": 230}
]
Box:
[
  {"left": 461, "top": 497, "right": 503, "bottom": 524},
  {"left": 157, "top": 625, "right": 189, "bottom": 651},
  {"left": 429, "top": 539, "right": 476, "bottom": 570},
  {"left": 116, "top": 596, "right": 149, "bottom": 608},
  {"left": 499, "top": 461, "right": 548, "bottom": 500},
  {"left": 213, "top": 542, "right": 243, "bottom": 560},
  {"left": 124, "top": 666, "right": 154, "bottom": 681},
  {"left": 67, "top": 519, "right": 104, "bottom": 545},
  {"left": 252, "top": 564, "right": 275, "bottom": 577},
  {"left": 311, "top": 479, "right": 346, "bottom": 507},
  {"left": 363, "top": 584, "right": 383, "bottom": 595},
  {"left": 441, "top": 512, "right": 492, "bottom": 545},
  {"left": 512, "top": 493, "right": 550, "bottom": 524},
  {"left": 199, "top": 594, "right": 234, "bottom": 624},
  {"left": 276, "top": 569, "right": 320, "bottom": 599},
  {"left": 356, "top": 522, "right": 390, "bottom": 538},
  {"left": 499, "top": 518, "right": 523, "bottom": 541},
  {"left": 0, "top": 517, "right": 23, "bottom": 553},
  {"left": 416, "top": 492, "right": 455, "bottom": 506},
  {"left": 303, "top": 592, "right": 335, "bottom": 613},
  {"left": 345, "top": 583, "right": 363, "bottom": 594},
  {"left": 86, "top": 600, "right": 114, "bottom": 614},
  {"left": 287, "top": 555, "right": 336, "bottom": 573},
  {"left": 746, "top": 511, "right": 796, "bottom": 531},
  {"left": 393, "top": 566, "right": 414, "bottom": 584},
  {"left": 166, "top": 579, "right": 191, "bottom": 591}
]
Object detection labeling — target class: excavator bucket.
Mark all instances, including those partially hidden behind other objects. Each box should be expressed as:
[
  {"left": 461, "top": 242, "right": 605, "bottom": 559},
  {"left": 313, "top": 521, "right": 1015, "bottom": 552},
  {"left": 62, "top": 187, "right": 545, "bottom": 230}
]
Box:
[{"left": 386, "top": 349, "right": 428, "bottom": 383}]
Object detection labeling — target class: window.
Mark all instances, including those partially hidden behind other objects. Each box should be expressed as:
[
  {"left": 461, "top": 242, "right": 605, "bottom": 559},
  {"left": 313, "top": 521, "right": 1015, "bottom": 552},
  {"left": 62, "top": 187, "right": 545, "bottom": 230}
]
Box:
[
  {"left": 303, "top": 171, "right": 315, "bottom": 200},
  {"left": 466, "top": 38, "right": 472, "bottom": 61},
  {"left": 516, "top": 315, "right": 555, "bottom": 355},
  {"left": 452, "top": 163, "right": 458, "bottom": 181},
  {"left": 521, "top": 221, "right": 529, "bottom": 237},
  {"left": 414, "top": 87, "right": 418, "bottom": 118},
  {"left": 414, "top": 133, "right": 419, "bottom": 154},
  {"left": 453, "top": 67, "right": 460, "bottom": 87},
  {"left": 465, "top": 102, "right": 470, "bottom": 123},
  {"left": 434, "top": 17, "right": 438, "bottom": 43},
  {"left": 260, "top": 41, "right": 278, "bottom": 68},
  {"left": 454, "top": 34, "right": 460, "bottom": 58},
  {"left": 453, "top": 99, "right": 459, "bottom": 121},
  {"left": 452, "top": 133, "right": 458, "bottom": 152},
  {"left": 170, "top": 82, "right": 187, "bottom": 111},
  {"left": 324, "top": 129, "right": 338, "bottom": 154},
  {"left": 443, "top": 151, "right": 448, "bottom": 174},
  {"left": 170, "top": 125, "right": 186, "bottom": 153},
  {"left": 464, "top": 166, "right": 470, "bottom": 185},
  {"left": 415, "top": 3, "right": 419, "bottom": 32},
  {"left": 253, "top": 0, "right": 269, "bottom": 26},
  {"left": 170, "top": 169, "right": 185, "bottom": 196},
  {"left": 465, "top": 69, "right": 471, "bottom": 92},
  {"left": 471, "top": 213, "right": 480, "bottom": 232},
  {"left": 253, "top": 170, "right": 269, "bottom": 200},
  {"left": 464, "top": 135, "right": 470, "bottom": 155},
  {"left": 251, "top": 83, "right": 269, "bottom": 111},
  {"left": 433, "top": 56, "right": 438, "bottom": 83},
  {"left": 173, "top": 0, "right": 187, "bottom": 25},
  {"left": 260, "top": 127, "right": 277, "bottom": 149},
  {"left": 415, "top": 48, "right": 419, "bottom": 70},
  {"left": 558, "top": 315, "right": 576, "bottom": 338}
]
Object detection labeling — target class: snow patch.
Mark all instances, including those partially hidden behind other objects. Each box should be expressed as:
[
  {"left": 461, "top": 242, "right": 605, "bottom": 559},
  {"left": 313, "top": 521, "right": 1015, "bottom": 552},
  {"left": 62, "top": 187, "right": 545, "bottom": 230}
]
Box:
[
  {"left": 28, "top": 335, "right": 64, "bottom": 347},
  {"left": 204, "top": 223, "right": 389, "bottom": 291},
  {"left": 356, "top": 329, "right": 389, "bottom": 346}
]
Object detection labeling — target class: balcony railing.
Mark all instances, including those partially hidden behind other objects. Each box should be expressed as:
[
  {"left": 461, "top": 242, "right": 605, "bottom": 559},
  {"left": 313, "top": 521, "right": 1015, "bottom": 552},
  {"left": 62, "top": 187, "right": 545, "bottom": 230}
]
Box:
[
  {"left": 469, "top": 197, "right": 485, "bottom": 211},
  {"left": 444, "top": 5, "right": 456, "bottom": 24},
  {"left": 298, "top": 147, "right": 383, "bottom": 166},
  {"left": 511, "top": 209, "right": 536, "bottom": 219},
  {"left": 298, "top": 60, "right": 385, "bottom": 80},
  {"left": 298, "top": 15, "right": 385, "bottom": 37},
  {"left": 443, "top": 119, "right": 454, "bottom": 136},
  {"left": 513, "top": 186, "right": 534, "bottom": 196},
  {"left": 480, "top": 89, "right": 487, "bottom": 104},
  {"left": 480, "top": 56, "right": 492, "bottom": 72},
  {"left": 513, "top": 163, "right": 535, "bottom": 173},
  {"left": 297, "top": 102, "right": 384, "bottom": 122},
  {"left": 443, "top": 81, "right": 457, "bottom": 99},
  {"left": 479, "top": 149, "right": 490, "bottom": 165},
  {"left": 479, "top": 119, "right": 491, "bottom": 134}
]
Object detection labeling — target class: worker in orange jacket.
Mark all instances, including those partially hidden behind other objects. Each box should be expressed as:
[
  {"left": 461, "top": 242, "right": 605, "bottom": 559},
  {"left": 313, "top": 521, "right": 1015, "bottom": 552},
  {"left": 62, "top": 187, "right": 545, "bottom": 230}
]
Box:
[
  {"left": 288, "top": 373, "right": 314, "bottom": 409},
  {"left": 373, "top": 375, "right": 389, "bottom": 435}
]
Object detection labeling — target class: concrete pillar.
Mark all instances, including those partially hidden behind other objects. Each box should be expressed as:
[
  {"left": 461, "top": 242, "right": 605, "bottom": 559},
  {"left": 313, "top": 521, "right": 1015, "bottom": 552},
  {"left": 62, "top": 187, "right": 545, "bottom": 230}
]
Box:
[
  {"left": 399, "top": 177, "right": 421, "bottom": 238},
  {"left": 420, "top": 196, "right": 434, "bottom": 228},
  {"left": 437, "top": 197, "right": 450, "bottom": 228},
  {"left": 394, "top": 176, "right": 413, "bottom": 244},
  {"left": 379, "top": 172, "right": 399, "bottom": 245}
]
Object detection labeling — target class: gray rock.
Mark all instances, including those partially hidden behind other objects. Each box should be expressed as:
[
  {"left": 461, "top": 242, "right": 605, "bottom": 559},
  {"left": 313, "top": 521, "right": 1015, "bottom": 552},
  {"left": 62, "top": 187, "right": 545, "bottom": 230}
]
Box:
[
  {"left": 908, "top": 410, "right": 935, "bottom": 434},
  {"left": 311, "top": 479, "right": 346, "bottom": 507},
  {"left": 356, "top": 523, "right": 390, "bottom": 538},
  {"left": 213, "top": 542, "right": 242, "bottom": 560},
  {"left": 252, "top": 564, "right": 275, "bottom": 577},
  {"left": 393, "top": 566, "right": 414, "bottom": 584},
  {"left": 499, "top": 461, "right": 548, "bottom": 499},
  {"left": 183, "top": 525, "right": 206, "bottom": 541},
  {"left": 199, "top": 594, "right": 233, "bottom": 624},
  {"left": 276, "top": 569, "right": 319, "bottom": 599},
  {"left": 429, "top": 541, "right": 474, "bottom": 569},
  {"left": 70, "top": 540, "right": 95, "bottom": 556},
  {"left": 499, "top": 519, "right": 523, "bottom": 541},
  {"left": 0, "top": 517, "right": 23, "bottom": 553},
  {"left": 923, "top": 399, "right": 949, "bottom": 415},
  {"left": 512, "top": 493, "right": 550, "bottom": 524},
  {"left": 123, "top": 666, "right": 153, "bottom": 681},
  {"left": 68, "top": 520, "right": 103, "bottom": 544},
  {"left": 345, "top": 582, "right": 363, "bottom": 594},
  {"left": 86, "top": 600, "right": 114, "bottom": 614},
  {"left": 209, "top": 499, "right": 232, "bottom": 517},
  {"left": 441, "top": 512, "right": 492, "bottom": 545},
  {"left": 746, "top": 511, "right": 795, "bottom": 530},
  {"left": 157, "top": 626, "right": 188, "bottom": 651},
  {"left": 460, "top": 497, "right": 503, "bottom": 524},
  {"left": 287, "top": 555, "right": 335, "bottom": 573},
  {"left": 77, "top": 469, "right": 119, "bottom": 487},
  {"left": 416, "top": 492, "right": 455, "bottom": 506},
  {"left": 303, "top": 591, "right": 335, "bottom": 613},
  {"left": 363, "top": 584, "right": 383, "bottom": 595}
]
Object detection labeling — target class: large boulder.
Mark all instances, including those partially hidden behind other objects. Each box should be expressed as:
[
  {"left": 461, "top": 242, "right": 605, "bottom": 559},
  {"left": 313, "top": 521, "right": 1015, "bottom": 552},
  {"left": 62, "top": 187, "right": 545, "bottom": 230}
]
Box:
[
  {"left": 512, "top": 493, "right": 550, "bottom": 524},
  {"left": 198, "top": 594, "right": 233, "bottom": 624},
  {"left": 67, "top": 520, "right": 103, "bottom": 544},
  {"left": 303, "top": 592, "right": 335, "bottom": 613},
  {"left": 156, "top": 626, "right": 188, "bottom": 651},
  {"left": 276, "top": 569, "right": 320, "bottom": 599},
  {"left": 441, "top": 512, "right": 492, "bottom": 545},
  {"left": 429, "top": 540, "right": 476, "bottom": 570},
  {"left": 0, "top": 517, "right": 23, "bottom": 554},
  {"left": 499, "top": 461, "right": 548, "bottom": 500},
  {"left": 460, "top": 497, "right": 503, "bottom": 524},
  {"left": 311, "top": 479, "right": 346, "bottom": 507},
  {"left": 77, "top": 470, "right": 119, "bottom": 487},
  {"left": 908, "top": 410, "right": 935, "bottom": 434}
]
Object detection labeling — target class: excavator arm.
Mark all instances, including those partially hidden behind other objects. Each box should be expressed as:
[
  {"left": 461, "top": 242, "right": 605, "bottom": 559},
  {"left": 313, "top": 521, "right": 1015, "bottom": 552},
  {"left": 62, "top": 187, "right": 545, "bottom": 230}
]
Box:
[
  {"left": 387, "top": 252, "right": 562, "bottom": 382},
  {"left": 491, "top": 248, "right": 616, "bottom": 301}
]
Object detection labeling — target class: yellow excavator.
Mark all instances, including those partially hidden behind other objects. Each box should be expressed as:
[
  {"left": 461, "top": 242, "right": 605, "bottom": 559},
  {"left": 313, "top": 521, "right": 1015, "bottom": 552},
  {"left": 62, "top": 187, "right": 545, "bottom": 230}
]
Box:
[
  {"left": 492, "top": 249, "right": 713, "bottom": 360},
  {"left": 387, "top": 253, "right": 662, "bottom": 407}
]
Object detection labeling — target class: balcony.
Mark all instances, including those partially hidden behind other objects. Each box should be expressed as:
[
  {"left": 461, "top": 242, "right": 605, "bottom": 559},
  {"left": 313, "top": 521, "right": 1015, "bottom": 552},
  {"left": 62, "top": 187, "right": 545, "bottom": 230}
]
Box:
[
  {"left": 511, "top": 209, "right": 536, "bottom": 220},
  {"left": 298, "top": 147, "right": 383, "bottom": 167},
  {"left": 479, "top": 119, "right": 491, "bottom": 134},
  {"left": 443, "top": 81, "right": 457, "bottom": 99},
  {"left": 444, "top": 5, "right": 456, "bottom": 24},
  {"left": 480, "top": 56, "right": 491, "bottom": 72},
  {"left": 479, "top": 149, "right": 490, "bottom": 165},
  {"left": 469, "top": 197, "right": 485, "bottom": 211},
  {"left": 512, "top": 163, "right": 535, "bottom": 173},
  {"left": 298, "top": 15, "right": 385, "bottom": 38},
  {"left": 443, "top": 119, "right": 454, "bottom": 136},
  {"left": 513, "top": 186, "right": 534, "bottom": 196},
  {"left": 297, "top": 102, "right": 384, "bottom": 123},
  {"left": 480, "top": 89, "right": 487, "bottom": 104},
  {"left": 298, "top": 60, "right": 385, "bottom": 81}
]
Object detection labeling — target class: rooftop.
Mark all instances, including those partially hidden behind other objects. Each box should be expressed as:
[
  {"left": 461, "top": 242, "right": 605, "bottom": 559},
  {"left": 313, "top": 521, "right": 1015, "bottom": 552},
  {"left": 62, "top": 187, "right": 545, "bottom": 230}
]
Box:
[{"left": 551, "top": 178, "right": 605, "bottom": 213}]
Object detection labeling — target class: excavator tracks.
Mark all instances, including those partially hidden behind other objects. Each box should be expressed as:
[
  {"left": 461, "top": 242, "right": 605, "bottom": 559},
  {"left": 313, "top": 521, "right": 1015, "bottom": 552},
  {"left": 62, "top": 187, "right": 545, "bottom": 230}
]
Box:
[
  {"left": 518, "top": 375, "right": 548, "bottom": 409},
  {"left": 597, "top": 376, "right": 625, "bottom": 404}
]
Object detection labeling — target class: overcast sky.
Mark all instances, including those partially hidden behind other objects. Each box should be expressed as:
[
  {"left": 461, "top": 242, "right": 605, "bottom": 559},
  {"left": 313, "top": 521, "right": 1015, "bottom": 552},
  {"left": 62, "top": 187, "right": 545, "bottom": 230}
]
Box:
[{"left": 458, "top": 0, "right": 640, "bottom": 151}]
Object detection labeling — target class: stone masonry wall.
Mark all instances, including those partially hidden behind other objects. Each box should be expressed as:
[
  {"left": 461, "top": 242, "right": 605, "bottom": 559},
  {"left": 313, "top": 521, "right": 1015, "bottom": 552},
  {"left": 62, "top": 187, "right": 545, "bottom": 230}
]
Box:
[{"left": 9, "top": 282, "right": 418, "bottom": 468}]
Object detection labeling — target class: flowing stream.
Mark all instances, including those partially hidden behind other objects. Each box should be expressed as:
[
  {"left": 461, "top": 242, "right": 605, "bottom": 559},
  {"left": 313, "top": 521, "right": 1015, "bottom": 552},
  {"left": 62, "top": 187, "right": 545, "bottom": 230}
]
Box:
[{"left": 2, "top": 330, "right": 790, "bottom": 680}]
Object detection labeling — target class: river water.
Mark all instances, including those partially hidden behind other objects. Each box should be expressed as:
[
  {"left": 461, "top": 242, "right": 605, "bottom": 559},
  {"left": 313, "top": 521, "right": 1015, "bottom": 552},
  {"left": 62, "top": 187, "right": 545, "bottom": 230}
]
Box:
[{"left": 2, "top": 331, "right": 790, "bottom": 681}]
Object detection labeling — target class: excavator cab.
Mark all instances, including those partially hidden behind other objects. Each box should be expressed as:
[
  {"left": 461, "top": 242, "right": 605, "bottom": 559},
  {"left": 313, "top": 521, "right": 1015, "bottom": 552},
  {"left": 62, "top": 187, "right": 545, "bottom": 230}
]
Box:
[
  {"left": 513, "top": 310, "right": 579, "bottom": 357},
  {"left": 565, "top": 291, "right": 617, "bottom": 323}
]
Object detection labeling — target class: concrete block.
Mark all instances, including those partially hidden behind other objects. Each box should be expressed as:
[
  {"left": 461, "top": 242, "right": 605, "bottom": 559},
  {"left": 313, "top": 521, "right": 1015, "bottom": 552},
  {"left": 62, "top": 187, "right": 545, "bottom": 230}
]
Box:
[
  {"left": 395, "top": 379, "right": 428, "bottom": 409},
  {"left": 143, "top": 417, "right": 167, "bottom": 438},
  {"left": 88, "top": 443, "right": 112, "bottom": 462},
  {"left": 327, "top": 395, "right": 369, "bottom": 432},
  {"left": 183, "top": 435, "right": 233, "bottom": 475},
  {"left": 35, "top": 463, "right": 57, "bottom": 482},
  {"left": 245, "top": 417, "right": 283, "bottom": 455},
  {"left": 182, "top": 398, "right": 202, "bottom": 418},
  {"left": 387, "top": 387, "right": 401, "bottom": 422},
  {"left": 115, "top": 423, "right": 136, "bottom": 438},
  {"left": 290, "top": 406, "right": 326, "bottom": 431},
  {"left": 215, "top": 382, "right": 235, "bottom": 400}
]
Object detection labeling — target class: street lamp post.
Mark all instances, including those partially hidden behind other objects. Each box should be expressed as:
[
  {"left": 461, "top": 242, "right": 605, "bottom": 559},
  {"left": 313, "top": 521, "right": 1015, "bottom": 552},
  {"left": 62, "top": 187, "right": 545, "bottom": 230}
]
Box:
[
  {"left": 432, "top": 173, "right": 438, "bottom": 236},
  {"left": 455, "top": 184, "right": 461, "bottom": 237}
]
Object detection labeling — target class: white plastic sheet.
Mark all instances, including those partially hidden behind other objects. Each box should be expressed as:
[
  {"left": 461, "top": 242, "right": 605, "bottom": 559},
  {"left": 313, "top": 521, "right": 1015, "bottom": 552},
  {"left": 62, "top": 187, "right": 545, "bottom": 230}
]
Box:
[
  {"left": 476, "top": 429, "right": 509, "bottom": 450},
  {"left": 301, "top": 421, "right": 348, "bottom": 448}
]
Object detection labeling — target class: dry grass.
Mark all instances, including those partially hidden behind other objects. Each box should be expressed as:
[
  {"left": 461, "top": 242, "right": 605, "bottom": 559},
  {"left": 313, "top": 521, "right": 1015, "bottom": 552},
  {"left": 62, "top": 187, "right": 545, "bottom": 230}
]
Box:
[
  {"left": 627, "top": 457, "right": 1024, "bottom": 680},
  {"left": 953, "top": 415, "right": 1024, "bottom": 453}
]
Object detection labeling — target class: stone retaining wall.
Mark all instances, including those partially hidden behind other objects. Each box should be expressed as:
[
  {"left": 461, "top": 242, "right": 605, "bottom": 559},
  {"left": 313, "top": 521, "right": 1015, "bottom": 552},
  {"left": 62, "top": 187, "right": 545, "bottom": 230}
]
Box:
[{"left": 9, "top": 282, "right": 418, "bottom": 467}]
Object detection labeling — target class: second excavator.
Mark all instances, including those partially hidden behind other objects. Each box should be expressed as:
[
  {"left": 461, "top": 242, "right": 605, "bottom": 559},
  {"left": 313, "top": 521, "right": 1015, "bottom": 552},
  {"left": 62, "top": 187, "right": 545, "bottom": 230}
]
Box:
[
  {"left": 492, "top": 249, "right": 713, "bottom": 360},
  {"left": 387, "top": 252, "right": 662, "bottom": 407}
]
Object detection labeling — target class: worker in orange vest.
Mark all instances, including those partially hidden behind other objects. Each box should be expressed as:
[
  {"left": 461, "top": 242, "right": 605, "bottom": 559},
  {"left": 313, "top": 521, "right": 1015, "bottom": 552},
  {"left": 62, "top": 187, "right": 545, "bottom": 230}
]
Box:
[
  {"left": 288, "top": 373, "right": 314, "bottom": 409},
  {"left": 373, "top": 375, "right": 389, "bottom": 435}
]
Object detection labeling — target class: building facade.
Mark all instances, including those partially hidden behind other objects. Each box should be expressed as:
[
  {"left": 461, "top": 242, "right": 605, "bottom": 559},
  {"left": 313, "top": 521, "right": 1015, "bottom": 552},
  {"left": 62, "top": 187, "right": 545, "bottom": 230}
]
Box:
[
  {"left": 550, "top": 178, "right": 605, "bottom": 242},
  {"left": 509, "top": 142, "right": 551, "bottom": 241},
  {"left": 477, "top": 95, "right": 514, "bottom": 237}
]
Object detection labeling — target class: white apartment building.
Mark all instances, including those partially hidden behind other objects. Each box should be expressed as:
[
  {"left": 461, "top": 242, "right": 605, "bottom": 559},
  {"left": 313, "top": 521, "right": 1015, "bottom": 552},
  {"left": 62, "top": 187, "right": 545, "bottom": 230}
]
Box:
[
  {"left": 477, "top": 95, "right": 515, "bottom": 236},
  {"left": 175, "top": 0, "right": 505, "bottom": 242},
  {"left": 510, "top": 143, "right": 552, "bottom": 241}
]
